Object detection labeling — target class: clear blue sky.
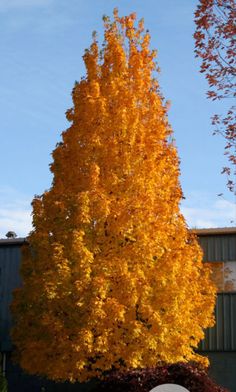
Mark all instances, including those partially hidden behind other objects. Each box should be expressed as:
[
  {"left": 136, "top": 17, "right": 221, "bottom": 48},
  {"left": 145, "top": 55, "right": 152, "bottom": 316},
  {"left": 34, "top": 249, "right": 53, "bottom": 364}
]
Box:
[{"left": 0, "top": 0, "right": 235, "bottom": 238}]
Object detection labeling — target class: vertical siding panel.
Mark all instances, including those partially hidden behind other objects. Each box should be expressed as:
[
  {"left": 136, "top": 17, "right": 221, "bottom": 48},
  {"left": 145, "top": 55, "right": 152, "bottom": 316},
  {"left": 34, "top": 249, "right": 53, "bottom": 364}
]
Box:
[
  {"left": 217, "top": 295, "right": 223, "bottom": 350},
  {"left": 0, "top": 244, "right": 23, "bottom": 351},
  {"left": 223, "top": 294, "right": 228, "bottom": 350},
  {"left": 199, "top": 293, "right": 236, "bottom": 352},
  {"left": 198, "top": 234, "right": 236, "bottom": 262},
  {"left": 230, "top": 295, "right": 234, "bottom": 350},
  {"left": 233, "top": 295, "right": 236, "bottom": 350}
]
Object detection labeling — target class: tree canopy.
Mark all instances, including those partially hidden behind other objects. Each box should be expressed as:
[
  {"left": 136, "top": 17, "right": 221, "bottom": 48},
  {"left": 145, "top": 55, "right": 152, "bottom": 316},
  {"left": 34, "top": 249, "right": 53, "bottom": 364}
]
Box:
[{"left": 12, "top": 10, "right": 216, "bottom": 382}]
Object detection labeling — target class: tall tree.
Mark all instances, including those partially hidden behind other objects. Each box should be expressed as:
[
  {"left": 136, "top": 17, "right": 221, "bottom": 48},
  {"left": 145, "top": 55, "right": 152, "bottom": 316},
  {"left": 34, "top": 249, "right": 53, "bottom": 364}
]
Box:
[
  {"left": 12, "top": 10, "right": 216, "bottom": 382},
  {"left": 194, "top": 0, "right": 236, "bottom": 194}
]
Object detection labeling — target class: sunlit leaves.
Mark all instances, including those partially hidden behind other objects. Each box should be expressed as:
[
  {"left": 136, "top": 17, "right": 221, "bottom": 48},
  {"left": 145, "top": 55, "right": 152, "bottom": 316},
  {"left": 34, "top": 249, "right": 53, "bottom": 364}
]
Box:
[{"left": 11, "top": 10, "right": 216, "bottom": 382}]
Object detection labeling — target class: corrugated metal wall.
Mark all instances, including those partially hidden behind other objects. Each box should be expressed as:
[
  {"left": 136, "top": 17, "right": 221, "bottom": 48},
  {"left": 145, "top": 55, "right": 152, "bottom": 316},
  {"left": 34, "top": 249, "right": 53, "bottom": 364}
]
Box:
[
  {"left": 198, "top": 234, "right": 236, "bottom": 262},
  {"left": 1, "top": 238, "right": 236, "bottom": 353},
  {"left": 197, "top": 232, "right": 236, "bottom": 354},
  {"left": 199, "top": 293, "right": 236, "bottom": 351},
  {"left": 0, "top": 244, "right": 23, "bottom": 351},
  {"left": 1, "top": 234, "right": 236, "bottom": 390}
]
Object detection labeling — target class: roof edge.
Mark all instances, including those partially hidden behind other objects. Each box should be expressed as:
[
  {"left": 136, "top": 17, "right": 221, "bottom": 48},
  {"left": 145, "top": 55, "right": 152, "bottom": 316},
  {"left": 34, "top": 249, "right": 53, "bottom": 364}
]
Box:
[
  {"left": 0, "top": 227, "right": 235, "bottom": 244},
  {"left": 0, "top": 238, "right": 27, "bottom": 245},
  {"left": 192, "top": 227, "right": 236, "bottom": 236}
]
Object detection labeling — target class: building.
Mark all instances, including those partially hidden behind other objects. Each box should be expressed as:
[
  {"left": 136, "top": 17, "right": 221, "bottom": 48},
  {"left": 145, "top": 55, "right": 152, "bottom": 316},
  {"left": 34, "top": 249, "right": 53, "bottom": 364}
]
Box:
[
  {"left": 0, "top": 228, "right": 236, "bottom": 391},
  {"left": 195, "top": 227, "right": 236, "bottom": 392}
]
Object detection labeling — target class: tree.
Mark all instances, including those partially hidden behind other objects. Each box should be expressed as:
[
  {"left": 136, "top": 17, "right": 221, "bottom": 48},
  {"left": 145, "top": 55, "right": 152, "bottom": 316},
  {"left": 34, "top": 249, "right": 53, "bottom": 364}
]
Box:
[
  {"left": 11, "top": 10, "right": 216, "bottom": 383},
  {"left": 194, "top": 0, "right": 236, "bottom": 194}
]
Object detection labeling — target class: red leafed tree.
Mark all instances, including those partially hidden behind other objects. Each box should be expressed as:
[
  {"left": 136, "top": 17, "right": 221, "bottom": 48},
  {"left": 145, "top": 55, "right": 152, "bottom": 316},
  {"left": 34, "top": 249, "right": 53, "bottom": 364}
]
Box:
[{"left": 194, "top": 0, "right": 236, "bottom": 194}]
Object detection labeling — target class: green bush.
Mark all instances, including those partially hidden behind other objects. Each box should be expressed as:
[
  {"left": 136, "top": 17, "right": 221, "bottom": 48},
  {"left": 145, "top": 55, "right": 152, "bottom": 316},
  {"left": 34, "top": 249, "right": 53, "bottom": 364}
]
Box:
[{"left": 0, "top": 373, "right": 7, "bottom": 392}]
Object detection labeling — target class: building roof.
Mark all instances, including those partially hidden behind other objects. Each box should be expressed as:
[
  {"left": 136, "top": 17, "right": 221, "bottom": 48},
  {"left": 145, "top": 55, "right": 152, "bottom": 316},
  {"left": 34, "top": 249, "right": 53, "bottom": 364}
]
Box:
[
  {"left": 0, "top": 238, "right": 27, "bottom": 246},
  {"left": 192, "top": 227, "right": 236, "bottom": 236},
  {"left": 1, "top": 228, "right": 235, "bottom": 245}
]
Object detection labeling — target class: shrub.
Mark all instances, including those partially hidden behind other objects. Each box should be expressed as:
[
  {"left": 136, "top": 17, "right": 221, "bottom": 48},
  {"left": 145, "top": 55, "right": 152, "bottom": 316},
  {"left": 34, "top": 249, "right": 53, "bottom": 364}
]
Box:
[
  {"left": 0, "top": 373, "right": 7, "bottom": 392},
  {"left": 94, "top": 362, "right": 228, "bottom": 392}
]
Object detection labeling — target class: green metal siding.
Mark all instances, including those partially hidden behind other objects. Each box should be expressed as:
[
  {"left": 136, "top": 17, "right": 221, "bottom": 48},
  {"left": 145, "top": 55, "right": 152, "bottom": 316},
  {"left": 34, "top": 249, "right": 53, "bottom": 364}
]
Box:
[
  {"left": 0, "top": 244, "right": 23, "bottom": 351},
  {"left": 199, "top": 293, "right": 236, "bottom": 351},
  {"left": 198, "top": 234, "right": 236, "bottom": 262},
  {"left": 203, "top": 352, "right": 236, "bottom": 392}
]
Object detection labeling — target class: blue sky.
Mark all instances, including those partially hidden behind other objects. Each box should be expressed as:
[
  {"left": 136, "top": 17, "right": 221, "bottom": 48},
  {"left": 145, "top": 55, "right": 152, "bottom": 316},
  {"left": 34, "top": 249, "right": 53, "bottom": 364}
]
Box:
[{"left": 0, "top": 0, "right": 235, "bottom": 238}]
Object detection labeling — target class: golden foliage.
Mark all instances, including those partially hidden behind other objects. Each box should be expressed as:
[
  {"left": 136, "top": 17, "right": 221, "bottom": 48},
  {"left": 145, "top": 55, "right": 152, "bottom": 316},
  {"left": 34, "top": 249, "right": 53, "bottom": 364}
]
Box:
[{"left": 11, "top": 10, "right": 216, "bottom": 382}]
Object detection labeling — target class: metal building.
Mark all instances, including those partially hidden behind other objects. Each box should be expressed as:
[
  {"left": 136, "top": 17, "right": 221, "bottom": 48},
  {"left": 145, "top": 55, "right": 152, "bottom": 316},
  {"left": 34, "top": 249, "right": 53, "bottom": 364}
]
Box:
[
  {"left": 0, "top": 237, "right": 96, "bottom": 392},
  {"left": 0, "top": 228, "right": 236, "bottom": 391},
  {"left": 196, "top": 227, "right": 236, "bottom": 392},
  {"left": 0, "top": 238, "right": 25, "bottom": 353}
]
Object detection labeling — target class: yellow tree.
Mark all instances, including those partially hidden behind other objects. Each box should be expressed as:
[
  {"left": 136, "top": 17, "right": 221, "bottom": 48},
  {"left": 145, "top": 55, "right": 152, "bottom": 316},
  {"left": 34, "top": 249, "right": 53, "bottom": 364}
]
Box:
[{"left": 12, "top": 10, "right": 216, "bottom": 383}]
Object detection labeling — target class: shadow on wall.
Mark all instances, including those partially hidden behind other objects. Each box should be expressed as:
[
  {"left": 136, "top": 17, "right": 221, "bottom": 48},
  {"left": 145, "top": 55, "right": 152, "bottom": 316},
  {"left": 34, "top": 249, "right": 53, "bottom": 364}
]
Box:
[{"left": 5, "top": 352, "right": 98, "bottom": 392}]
